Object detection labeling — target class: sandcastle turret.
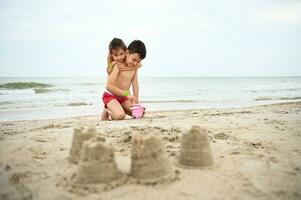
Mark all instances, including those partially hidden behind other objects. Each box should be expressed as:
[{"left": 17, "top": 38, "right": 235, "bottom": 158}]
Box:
[
  {"left": 75, "top": 137, "right": 122, "bottom": 183},
  {"left": 177, "top": 126, "right": 214, "bottom": 168},
  {"left": 130, "top": 134, "right": 172, "bottom": 180},
  {"left": 68, "top": 127, "right": 97, "bottom": 164}
]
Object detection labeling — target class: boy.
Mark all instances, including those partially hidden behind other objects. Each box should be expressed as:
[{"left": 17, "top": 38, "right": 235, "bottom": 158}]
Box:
[{"left": 101, "top": 40, "right": 146, "bottom": 120}]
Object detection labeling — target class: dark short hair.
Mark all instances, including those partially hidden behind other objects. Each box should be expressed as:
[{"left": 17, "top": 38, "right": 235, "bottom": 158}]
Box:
[
  {"left": 109, "top": 38, "right": 126, "bottom": 53},
  {"left": 128, "top": 40, "right": 146, "bottom": 59}
]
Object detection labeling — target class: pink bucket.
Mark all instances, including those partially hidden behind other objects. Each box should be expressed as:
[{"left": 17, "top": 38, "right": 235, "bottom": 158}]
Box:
[{"left": 130, "top": 104, "right": 145, "bottom": 119}]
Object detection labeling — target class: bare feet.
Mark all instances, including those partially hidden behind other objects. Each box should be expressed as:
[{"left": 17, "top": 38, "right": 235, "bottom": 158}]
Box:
[{"left": 101, "top": 109, "right": 109, "bottom": 121}]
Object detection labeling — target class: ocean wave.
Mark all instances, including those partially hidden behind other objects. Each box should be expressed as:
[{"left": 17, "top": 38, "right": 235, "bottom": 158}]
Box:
[
  {"left": 67, "top": 102, "right": 90, "bottom": 106},
  {"left": 280, "top": 97, "right": 301, "bottom": 100},
  {"left": 254, "top": 97, "right": 273, "bottom": 101},
  {"left": 255, "top": 96, "right": 301, "bottom": 101},
  {"left": 77, "top": 83, "right": 99, "bottom": 85},
  {"left": 0, "top": 101, "right": 13, "bottom": 105},
  {"left": 34, "top": 88, "right": 52, "bottom": 94},
  {"left": 54, "top": 88, "right": 70, "bottom": 92},
  {"left": 0, "top": 82, "right": 52, "bottom": 90},
  {"left": 250, "top": 88, "right": 301, "bottom": 93}
]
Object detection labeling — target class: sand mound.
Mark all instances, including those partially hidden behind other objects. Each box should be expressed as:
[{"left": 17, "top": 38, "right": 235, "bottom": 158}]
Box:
[
  {"left": 0, "top": 168, "right": 33, "bottom": 200},
  {"left": 75, "top": 137, "right": 122, "bottom": 183},
  {"left": 177, "top": 126, "right": 214, "bottom": 168},
  {"left": 130, "top": 134, "right": 172, "bottom": 181},
  {"left": 68, "top": 127, "right": 97, "bottom": 164}
]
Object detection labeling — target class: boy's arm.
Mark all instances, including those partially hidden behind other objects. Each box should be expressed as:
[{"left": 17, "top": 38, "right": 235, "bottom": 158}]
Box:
[
  {"left": 106, "top": 66, "right": 127, "bottom": 97},
  {"left": 132, "top": 70, "right": 139, "bottom": 103}
]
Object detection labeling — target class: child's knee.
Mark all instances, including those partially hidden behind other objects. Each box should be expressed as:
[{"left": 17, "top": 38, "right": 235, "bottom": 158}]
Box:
[{"left": 115, "top": 112, "right": 125, "bottom": 120}]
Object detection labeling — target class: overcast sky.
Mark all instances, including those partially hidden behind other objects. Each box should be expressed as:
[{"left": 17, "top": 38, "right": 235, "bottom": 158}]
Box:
[{"left": 0, "top": 0, "right": 300, "bottom": 77}]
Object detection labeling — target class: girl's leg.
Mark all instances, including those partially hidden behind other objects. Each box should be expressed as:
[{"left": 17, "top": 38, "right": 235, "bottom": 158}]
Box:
[{"left": 106, "top": 99, "right": 126, "bottom": 120}]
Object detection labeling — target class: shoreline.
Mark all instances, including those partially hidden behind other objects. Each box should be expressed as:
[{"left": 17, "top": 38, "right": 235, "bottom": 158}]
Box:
[{"left": 1, "top": 100, "right": 300, "bottom": 123}]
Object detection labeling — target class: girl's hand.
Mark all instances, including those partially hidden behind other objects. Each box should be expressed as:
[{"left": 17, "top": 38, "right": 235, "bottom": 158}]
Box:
[
  {"left": 111, "top": 61, "right": 118, "bottom": 66},
  {"left": 116, "top": 63, "right": 129, "bottom": 71}
]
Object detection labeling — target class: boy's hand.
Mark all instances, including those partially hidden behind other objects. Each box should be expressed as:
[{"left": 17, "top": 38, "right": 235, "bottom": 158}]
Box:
[{"left": 127, "top": 95, "right": 136, "bottom": 104}]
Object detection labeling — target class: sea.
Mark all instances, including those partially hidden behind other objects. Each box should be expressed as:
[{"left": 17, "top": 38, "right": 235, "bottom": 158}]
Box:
[{"left": 0, "top": 77, "right": 300, "bottom": 121}]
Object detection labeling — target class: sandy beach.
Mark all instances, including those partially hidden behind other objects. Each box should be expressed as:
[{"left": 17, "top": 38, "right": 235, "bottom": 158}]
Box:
[{"left": 1, "top": 101, "right": 301, "bottom": 200}]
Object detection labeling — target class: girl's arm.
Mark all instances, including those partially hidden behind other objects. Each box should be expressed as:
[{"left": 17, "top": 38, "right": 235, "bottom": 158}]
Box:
[
  {"left": 116, "top": 63, "right": 142, "bottom": 71},
  {"left": 106, "top": 53, "right": 114, "bottom": 75}
]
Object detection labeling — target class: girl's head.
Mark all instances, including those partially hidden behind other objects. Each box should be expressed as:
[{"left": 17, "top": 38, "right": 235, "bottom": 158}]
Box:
[{"left": 109, "top": 38, "right": 126, "bottom": 63}]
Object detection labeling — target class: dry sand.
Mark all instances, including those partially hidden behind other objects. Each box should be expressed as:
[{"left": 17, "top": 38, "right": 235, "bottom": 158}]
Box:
[{"left": 0, "top": 101, "right": 301, "bottom": 200}]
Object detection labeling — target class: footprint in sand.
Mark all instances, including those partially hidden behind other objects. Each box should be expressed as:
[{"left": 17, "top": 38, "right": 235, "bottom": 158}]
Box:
[
  {"left": 28, "top": 146, "right": 47, "bottom": 159},
  {"left": 214, "top": 131, "right": 230, "bottom": 140},
  {"left": 31, "top": 135, "right": 56, "bottom": 143}
]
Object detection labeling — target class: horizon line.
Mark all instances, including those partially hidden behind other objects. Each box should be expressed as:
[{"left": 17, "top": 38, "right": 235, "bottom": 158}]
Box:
[{"left": 0, "top": 76, "right": 301, "bottom": 78}]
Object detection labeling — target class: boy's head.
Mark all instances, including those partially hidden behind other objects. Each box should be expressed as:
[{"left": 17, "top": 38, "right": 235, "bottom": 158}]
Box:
[
  {"left": 126, "top": 40, "right": 146, "bottom": 67},
  {"left": 109, "top": 38, "right": 127, "bottom": 63}
]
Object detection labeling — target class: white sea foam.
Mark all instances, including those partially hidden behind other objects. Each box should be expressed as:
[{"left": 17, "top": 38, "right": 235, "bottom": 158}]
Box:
[{"left": 0, "top": 77, "right": 300, "bottom": 121}]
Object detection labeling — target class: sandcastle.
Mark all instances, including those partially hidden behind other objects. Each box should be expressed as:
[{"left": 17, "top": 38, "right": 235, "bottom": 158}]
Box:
[
  {"left": 177, "top": 126, "right": 214, "bottom": 168},
  {"left": 130, "top": 134, "right": 172, "bottom": 180},
  {"left": 75, "top": 137, "right": 122, "bottom": 183},
  {"left": 68, "top": 127, "right": 97, "bottom": 164}
]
